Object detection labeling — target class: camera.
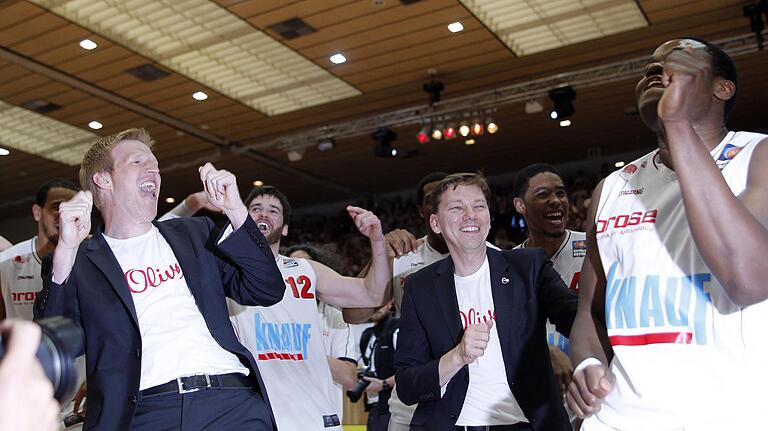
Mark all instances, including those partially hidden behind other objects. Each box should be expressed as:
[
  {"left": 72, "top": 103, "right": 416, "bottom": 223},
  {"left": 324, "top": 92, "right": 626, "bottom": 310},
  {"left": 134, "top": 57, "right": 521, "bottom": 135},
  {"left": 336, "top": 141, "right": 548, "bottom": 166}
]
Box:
[
  {"left": 346, "top": 366, "right": 376, "bottom": 403},
  {"left": 0, "top": 316, "right": 83, "bottom": 403}
]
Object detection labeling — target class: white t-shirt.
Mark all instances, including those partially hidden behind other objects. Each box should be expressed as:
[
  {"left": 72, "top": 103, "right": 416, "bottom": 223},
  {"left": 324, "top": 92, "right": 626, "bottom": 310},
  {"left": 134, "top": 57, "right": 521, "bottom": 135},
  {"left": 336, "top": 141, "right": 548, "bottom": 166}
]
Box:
[
  {"left": 104, "top": 226, "right": 248, "bottom": 390},
  {"left": 515, "top": 229, "right": 586, "bottom": 353},
  {"left": 0, "top": 237, "right": 42, "bottom": 320},
  {"left": 318, "top": 302, "right": 359, "bottom": 420},
  {"left": 229, "top": 255, "right": 342, "bottom": 430},
  {"left": 454, "top": 257, "right": 527, "bottom": 426}
]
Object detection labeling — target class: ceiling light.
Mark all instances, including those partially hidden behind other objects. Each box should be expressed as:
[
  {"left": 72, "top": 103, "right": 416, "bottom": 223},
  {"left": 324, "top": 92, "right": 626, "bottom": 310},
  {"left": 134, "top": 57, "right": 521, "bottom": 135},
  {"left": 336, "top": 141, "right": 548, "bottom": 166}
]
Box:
[
  {"left": 525, "top": 99, "right": 544, "bottom": 114},
  {"left": 614, "top": 161, "right": 626, "bottom": 168},
  {"left": 287, "top": 149, "right": 304, "bottom": 162},
  {"left": 317, "top": 138, "right": 336, "bottom": 152},
  {"left": 0, "top": 147, "right": 9, "bottom": 156},
  {"left": 471, "top": 120, "right": 484, "bottom": 136},
  {"left": 549, "top": 85, "right": 576, "bottom": 120},
  {"left": 192, "top": 91, "right": 208, "bottom": 101},
  {"left": 486, "top": 118, "right": 499, "bottom": 134},
  {"left": 330, "top": 53, "right": 347, "bottom": 64},
  {"left": 417, "top": 126, "right": 430, "bottom": 144},
  {"left": 165, "top": 197, "right": 175, "bottom": 204},
  {"left": 448, "top": 22, "right": 464, "bottom": 33},
  {"left": 458, "top": 123, "right": 470, "bottom": 137},
  {"left": 253, "top": 180, "right": 264, "bottom": 187},
  {"left": 464, "top": 139, "right": 476, "bottom": 146},
  {"left": 79, "top": 39, "right": 97, "bottom": 50},
  {"left": 372, "top": 127, "right": 397, "bottom": 158},
  {"left": 559, "top": 119, "right": 572, "bottom": 127},
  {"left": 431, "top": 126, "right": 443, "bottom": 140},
  {"left": 88, "top": 121, "right": 103, "bottom": 130},
  {"left": 444, "top": 126, "right": 457, "bottom": 140}
]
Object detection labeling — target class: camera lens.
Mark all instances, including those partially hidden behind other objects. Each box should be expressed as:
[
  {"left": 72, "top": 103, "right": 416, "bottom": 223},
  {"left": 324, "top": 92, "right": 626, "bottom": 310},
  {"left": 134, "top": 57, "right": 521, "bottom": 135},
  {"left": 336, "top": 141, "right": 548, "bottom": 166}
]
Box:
[{"left": 0, "top": 317, "right": 83, "bottom": 403}]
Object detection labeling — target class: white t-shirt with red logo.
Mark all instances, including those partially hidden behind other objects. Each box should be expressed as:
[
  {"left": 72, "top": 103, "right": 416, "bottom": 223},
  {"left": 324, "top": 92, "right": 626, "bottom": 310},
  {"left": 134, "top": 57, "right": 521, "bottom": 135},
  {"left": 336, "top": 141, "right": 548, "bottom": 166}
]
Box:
[
  {"left": 454, "top": 257, "right": 528, "bottom": 426},
  {"left": 104, "top": 226, "right": 248, "bottom": 391},
  {"left": 0, "top": 237, "right": 42, "bottom": 320}
]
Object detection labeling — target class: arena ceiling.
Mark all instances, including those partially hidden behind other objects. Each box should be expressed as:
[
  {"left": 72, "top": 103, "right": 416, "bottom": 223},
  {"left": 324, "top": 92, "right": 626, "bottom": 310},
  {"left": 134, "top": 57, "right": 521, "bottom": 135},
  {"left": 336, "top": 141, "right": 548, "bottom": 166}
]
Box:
[{"left": 0, "top": 0, "right": 766, "bottom": 219}]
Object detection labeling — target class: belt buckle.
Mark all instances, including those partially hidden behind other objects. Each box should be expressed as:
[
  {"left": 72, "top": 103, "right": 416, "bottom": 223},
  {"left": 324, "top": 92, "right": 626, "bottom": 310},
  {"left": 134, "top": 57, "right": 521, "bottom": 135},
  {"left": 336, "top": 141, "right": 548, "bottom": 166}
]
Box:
[{"left": 176, "top": 373, "right": 211, "bottom": 394}]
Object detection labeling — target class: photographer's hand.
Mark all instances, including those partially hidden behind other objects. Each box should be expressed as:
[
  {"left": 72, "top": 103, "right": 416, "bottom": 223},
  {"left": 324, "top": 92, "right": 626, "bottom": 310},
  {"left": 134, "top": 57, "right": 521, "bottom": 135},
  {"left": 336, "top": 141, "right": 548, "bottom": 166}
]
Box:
[
  {"left": 363, "top": 376, "right": 384, "bottom": 395},
  {"left": 0, "top": 319, "right": 59, "bottom": 431}
]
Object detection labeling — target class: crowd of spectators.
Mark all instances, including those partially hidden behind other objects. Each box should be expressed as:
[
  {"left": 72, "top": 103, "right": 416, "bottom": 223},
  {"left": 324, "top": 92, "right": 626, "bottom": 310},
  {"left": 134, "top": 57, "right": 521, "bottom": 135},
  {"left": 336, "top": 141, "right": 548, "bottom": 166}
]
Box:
[{"left": 280, "top": 172, "right": 599, "bottom": 275}]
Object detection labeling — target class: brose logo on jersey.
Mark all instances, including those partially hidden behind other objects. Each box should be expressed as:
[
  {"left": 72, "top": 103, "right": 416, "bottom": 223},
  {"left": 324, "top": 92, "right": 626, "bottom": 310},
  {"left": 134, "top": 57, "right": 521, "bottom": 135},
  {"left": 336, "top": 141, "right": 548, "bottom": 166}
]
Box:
[{"left": 596, "top": 209, "right": 658, "bottom": 236}]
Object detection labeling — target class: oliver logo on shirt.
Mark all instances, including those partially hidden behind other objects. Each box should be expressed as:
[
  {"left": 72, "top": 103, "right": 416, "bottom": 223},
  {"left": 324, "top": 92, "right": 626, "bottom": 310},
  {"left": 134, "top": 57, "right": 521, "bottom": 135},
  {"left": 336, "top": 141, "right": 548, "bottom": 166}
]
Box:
[
  {"left": 459, "top": 307, "right": 496, "bottom": 329},
  {"left": 124, "top": 263, "right": 184, "bottom": 293}
]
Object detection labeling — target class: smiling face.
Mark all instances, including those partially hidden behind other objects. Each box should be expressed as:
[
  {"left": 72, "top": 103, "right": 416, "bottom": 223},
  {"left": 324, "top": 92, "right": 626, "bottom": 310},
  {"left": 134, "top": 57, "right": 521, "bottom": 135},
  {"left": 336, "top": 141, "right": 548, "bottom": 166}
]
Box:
[
  {"left": 33, "top": 187, "right": 78, "bottom": 246},
  {"left": 635, "top": 39, "right": 714, "bottom": 131},
  {"left": 104, "top": 139, "right": 160, "bottom": 223},
  {"left": 429, "top": 184, "right": 490, "bottom": 254},
  {"left": 248, "top": 194, "right": 288, "bottom": 246},
  {"left": 515, "top": 172, "right": 569, "bottom": 239}
]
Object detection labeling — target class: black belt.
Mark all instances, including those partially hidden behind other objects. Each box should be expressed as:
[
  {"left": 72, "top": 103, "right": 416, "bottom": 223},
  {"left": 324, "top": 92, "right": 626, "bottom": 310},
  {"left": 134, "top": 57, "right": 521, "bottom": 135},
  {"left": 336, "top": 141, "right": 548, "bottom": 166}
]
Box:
[
  {"left": 141, "top": 373, "right": 252, "bottom": 396},
  {"left": 454, "top": 425, "right": 529, "bottom": 431}
]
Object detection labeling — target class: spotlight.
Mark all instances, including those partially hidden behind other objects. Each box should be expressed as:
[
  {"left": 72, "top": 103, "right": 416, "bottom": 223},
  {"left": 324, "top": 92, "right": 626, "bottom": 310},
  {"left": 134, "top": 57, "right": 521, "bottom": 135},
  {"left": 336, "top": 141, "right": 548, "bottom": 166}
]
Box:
[
  {"left": 549, "top": 85, "right": 576, "bottom": 120},
  {"left": 464, "top": 139, "right": 476, "bottom": 146},
  {"left": 448, "top": 22, "right": 464, "bottom": 33},
  {"left": 372, "top": 127, "right": 398, "bottom": 157},
  {"left": 165, "top": 197, "right": 175, "bottom": 204},
  {"left": 559, "top": 119, "right": 572, "bottom": 127},
  {"left": 614, "top": 161, "right": 626, "bottom": 168},
  {"left": 317, "top": 138, "right": 336, "bottom": 152},
  {"left": 486, "top": 118, "right": 499, "bottom": 134},
  {"left": 458, "top": 122, "right": 470, "bottom": 137},
  {"left": 525, "top": 99, "right": 543, "bottom": 114},
  {"left": 431, "top": 126, "right": 443, "bottom": 140},
  {"left": 423, "top": 80, "right": 444, "bottom": 106},
  {"left": 417, "top": 126, "right": 430, "bottom": 144},
  {"left": 79, "top": 39, "right": 97, "bottom": 50},
  {"left": 253, "top": 180, "right": 264, "bottom": 187},
  {"left": 444, "top": 125, "right": 457, "bottom": 140},
  {"left": 88, "top": 121, "right": 103, "bottom": 130},
  {"left": 287, "top": 149, "right": 304, "bottom": 162},
  {"left": 471, "top": 119, "right": 484, "bottom": 136},
  {"left": 192, "top": 91, "right": 208, "bottom": 101},
  {"left": 0, "top": 147, "right": 9, "bottom": 156}
]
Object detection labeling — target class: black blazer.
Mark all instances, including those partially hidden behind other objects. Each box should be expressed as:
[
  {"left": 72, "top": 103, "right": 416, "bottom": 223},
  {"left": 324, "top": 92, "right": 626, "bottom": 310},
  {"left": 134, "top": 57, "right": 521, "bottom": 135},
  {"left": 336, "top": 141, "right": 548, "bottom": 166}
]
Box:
[
  {"left": 36, "top": 216, "right": 284, "bottom": 430},
  {"left": 395, "top": 247, "right": 577, "bottom": 431}
]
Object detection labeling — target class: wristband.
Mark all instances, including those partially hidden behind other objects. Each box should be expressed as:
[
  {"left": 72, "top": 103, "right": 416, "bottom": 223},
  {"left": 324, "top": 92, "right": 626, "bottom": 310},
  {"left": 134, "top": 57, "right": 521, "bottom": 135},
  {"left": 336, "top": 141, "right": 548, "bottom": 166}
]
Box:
[{"left": 573, "top": 357, "right": 603, "bottom": 375}]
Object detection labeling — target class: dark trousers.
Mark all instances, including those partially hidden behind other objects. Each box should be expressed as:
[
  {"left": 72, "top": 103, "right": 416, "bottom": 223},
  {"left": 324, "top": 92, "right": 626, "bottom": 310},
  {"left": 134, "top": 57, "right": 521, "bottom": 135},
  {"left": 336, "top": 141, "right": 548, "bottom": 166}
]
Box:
[
  {"left": 367, "top": 406, "right": 391, "bottom": 431},
  {"left": 130, "top": 388, "right": 272, "bottom": 430}
]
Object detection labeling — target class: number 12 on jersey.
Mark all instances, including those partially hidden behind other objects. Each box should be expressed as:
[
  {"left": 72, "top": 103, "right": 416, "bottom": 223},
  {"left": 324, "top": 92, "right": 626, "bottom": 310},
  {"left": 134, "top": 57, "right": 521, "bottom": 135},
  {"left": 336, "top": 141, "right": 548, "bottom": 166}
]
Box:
[{"left": 285, "top": 275, "right": 314, "bottom": 299}]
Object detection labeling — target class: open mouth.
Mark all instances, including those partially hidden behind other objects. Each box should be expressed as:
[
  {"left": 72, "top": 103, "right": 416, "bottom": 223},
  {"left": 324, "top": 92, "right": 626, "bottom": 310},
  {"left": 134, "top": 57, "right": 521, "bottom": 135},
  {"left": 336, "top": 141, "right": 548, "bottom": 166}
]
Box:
[
  {"left": 138, "top": 180, "right": 158, "bottom": 198},
  {"left": 544, "top": 211, "right": 565, "bottom": 223},
  {"left": 256, "top": 221, "right": 271, "bottom": 232},
  {"left": 459, "top": 226, "right": 480, "bottom": 233},
  {"left": 645, "top": 76, "right": 665, "bottom": 90}
]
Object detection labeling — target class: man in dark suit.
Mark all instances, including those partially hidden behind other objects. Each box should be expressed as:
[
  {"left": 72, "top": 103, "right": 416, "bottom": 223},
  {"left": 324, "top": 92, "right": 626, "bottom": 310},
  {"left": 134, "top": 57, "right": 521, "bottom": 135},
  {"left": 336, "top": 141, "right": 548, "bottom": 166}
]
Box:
[
  {"left": 395, "top": 173, "right": 577, "bottom": 431},
  {"left": 36, "top": 128, "right": 284, "bottom": 430}
]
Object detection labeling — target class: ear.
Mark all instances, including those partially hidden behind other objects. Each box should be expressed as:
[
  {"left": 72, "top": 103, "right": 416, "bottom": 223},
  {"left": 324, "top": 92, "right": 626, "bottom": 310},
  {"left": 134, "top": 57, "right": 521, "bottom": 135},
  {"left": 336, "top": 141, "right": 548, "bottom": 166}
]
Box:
[
  {"left": 281, "top": 224, "right": 289, "bottom": 238},
  {"left": 429, "top": 213, "right": 441, "bottom": 235},
  {"left": 513, "top": 197, "right": 526, "bottom": 215},
  {"left": 714, "top": 79, "right": 736, "bottom": 103},
  {"left": 93, "top": 171, "right": 112, "bottom": 191},
  {"left": 32, "top": 204, "right": 42, "bottom": 222}
]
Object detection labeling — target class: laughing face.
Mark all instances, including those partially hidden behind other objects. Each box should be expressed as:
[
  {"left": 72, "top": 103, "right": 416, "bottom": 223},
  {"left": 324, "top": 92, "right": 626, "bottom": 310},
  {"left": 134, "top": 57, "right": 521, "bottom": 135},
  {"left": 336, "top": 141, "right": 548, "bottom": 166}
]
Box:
[
  {"left": 248, "top": 194, "right": 288, "bottom": 246},
  {"left": 516, "top": 172, "right": 569, "bottom": 239},
  {"left": 107, "top": 139, "right": 160, "bottom": 223},
  {"left": 429, "top": 184, "right": 490, "bottom": 253},
  {"left": 635, "top": 39, "right": 711, "bottom": 131}
]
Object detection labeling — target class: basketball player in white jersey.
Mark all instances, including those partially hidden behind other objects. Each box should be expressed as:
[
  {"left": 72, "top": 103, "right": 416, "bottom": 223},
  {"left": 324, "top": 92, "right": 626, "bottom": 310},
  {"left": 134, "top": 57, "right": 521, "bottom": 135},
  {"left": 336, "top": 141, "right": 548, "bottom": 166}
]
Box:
[
  {"left": 567, "top": 38, "right": 768, "bottom": 429},
  {"left": 0, "top": 179, "right": 79, "bottom": 321},
  {"left": 512, "top": 163, "right": 586, "bottom": 394},
  {"left": 228, "top": 186, "right": 390, "bottom": 431}
]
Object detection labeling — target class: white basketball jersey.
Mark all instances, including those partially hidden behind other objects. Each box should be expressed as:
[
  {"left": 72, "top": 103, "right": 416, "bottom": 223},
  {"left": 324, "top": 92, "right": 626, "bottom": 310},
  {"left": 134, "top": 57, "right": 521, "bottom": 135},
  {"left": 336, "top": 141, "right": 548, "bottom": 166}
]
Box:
[
  {"left": 584, "top": 131, "right": 767, "bottom": 430},
  {"left": 228, "top": 256, "right": 341, "bottom": 430},
  {"left": 0, "top": 237, "right": 42, "bottom": 320},
  {"left": 516, "top": 230, "right": 585, "bottom": 353}
]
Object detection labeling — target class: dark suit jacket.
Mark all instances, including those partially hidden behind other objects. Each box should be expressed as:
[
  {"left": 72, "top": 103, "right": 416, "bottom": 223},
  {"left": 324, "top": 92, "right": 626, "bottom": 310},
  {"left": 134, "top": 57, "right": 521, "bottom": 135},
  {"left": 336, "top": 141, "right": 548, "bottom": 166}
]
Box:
[
  {"left": 395, "top": 247, "right": 577, "bottom": 431},
  {"left": 35, "top": 216, "right": 284, "bottom": 430}
]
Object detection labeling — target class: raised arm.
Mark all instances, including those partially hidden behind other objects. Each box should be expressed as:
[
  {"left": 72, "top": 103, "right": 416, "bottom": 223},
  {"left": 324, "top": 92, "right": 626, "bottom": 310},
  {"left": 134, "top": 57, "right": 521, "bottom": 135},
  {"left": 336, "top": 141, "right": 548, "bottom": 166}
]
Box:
[
  {"left": 316, "top": 206, "right": 391, "bottom": 308},
  {"left": 659, "top": 48, "right": 768, "bottom": 306}
]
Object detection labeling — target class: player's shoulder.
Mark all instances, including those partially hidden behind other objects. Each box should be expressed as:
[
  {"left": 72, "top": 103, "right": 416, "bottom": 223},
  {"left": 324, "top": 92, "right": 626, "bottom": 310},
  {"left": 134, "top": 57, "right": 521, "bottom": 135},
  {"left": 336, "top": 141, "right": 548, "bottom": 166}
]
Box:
[{"left": 0, "top": 238, "right": 33, "bottom": 265}]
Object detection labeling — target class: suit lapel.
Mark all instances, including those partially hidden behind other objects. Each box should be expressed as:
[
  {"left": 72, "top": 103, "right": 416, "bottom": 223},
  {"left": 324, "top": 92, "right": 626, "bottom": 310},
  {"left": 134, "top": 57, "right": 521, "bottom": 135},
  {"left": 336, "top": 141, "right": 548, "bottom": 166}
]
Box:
[
  {"left": 87, "top": 230, "right": 140, "bottom": 330},
  {"left": 487, "top": 249, "right": 518, "bottom": 359},
  {"left": 154, "top": 220, "right": 205, "bottom": 315},
  {"left": 433, "top": 257, "right": 463, "bottom": 345}
]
